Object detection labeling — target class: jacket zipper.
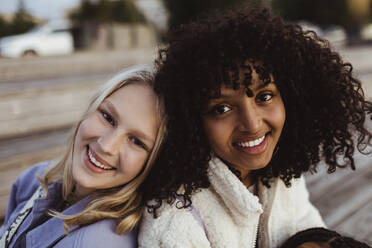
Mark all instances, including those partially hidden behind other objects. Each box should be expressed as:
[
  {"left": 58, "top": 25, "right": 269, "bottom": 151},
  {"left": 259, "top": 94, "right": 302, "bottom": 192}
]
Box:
[{"left": 252, "top": 216, "right": 260, "bottom": 248}]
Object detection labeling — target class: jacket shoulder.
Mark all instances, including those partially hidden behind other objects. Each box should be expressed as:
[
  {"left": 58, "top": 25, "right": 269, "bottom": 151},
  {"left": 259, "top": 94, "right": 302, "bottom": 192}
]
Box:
[
  {"left": 139, "top": 201, "right": 209, "bottom": 248},
  {"left": 17, "top": 161, "right": 51, "bottom": 187},
  {"left": 55, "top": 219, "right": 137, "bottom": 248},
  {"left": 275, "top": 176, "right": 325, "bottom": 229},
  {"left": 14, "top": 161, "right": 52, "bottom": 202},
  {"left": 0, "top": 161, "right": 53, "bottom": 237}
]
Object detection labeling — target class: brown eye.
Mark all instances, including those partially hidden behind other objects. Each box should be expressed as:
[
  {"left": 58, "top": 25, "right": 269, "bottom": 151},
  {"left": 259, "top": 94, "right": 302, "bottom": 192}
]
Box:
[
  {"left": 212, "top": 105, "right": 232, "bottom": 115},
  {"left": 257, "top": 93, "right": 274, "bottom": 102}
]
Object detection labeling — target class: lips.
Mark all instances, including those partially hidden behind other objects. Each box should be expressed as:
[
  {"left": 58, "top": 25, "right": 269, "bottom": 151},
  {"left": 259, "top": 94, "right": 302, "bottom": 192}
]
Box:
[
  {"left": 235, "top": 135, "right": 265, "bottom": 148},
  {"left": 86, "top": 146, "right": 115, "bottom": 171},
  {"left": 233, "top": 132, "right": 270, "bottom": 155}
]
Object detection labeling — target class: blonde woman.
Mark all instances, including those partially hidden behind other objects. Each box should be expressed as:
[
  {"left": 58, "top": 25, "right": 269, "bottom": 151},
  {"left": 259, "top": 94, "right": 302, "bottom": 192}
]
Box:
[{"left": 0, "top": 65, "right": 166, "bottom": 248}]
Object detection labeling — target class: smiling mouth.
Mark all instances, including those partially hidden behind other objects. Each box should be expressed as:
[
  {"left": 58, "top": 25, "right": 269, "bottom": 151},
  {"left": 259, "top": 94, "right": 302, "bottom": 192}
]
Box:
[
  {"left": 235, "top": 134, "right": 266, "bottom": 148},
  {"left": 87, "top": 147, "right": 115, "bottom": 170}
]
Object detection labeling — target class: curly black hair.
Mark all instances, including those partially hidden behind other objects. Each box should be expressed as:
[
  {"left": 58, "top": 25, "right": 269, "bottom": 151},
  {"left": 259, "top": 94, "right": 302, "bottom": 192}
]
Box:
[
  {"left": 280, "top": 227, "right": 371, "bottom": 248},
  {"left": 142, "top": 7, "right": 372, "bottom": 216}
]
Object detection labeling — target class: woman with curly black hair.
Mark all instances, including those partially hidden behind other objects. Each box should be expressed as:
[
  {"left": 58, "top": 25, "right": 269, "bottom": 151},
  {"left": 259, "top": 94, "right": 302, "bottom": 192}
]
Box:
[
  {"left": 280, "top": 228, "right": 371, "bottom": 248},
  {"left": 139, "top": 7, "right": 372, "bottom": 248}
]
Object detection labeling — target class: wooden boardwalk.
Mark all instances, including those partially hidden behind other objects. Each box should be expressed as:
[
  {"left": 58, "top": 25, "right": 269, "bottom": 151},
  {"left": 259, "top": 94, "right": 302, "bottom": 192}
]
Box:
[{"left": 306, "top": 151, "right": 372, "bottom": 245}]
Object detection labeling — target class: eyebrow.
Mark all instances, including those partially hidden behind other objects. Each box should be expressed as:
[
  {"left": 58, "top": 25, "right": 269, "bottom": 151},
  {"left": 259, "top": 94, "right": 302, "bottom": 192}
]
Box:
[
  {"left": 102, "top": 99, "right": 156, "bottom": 148},
  {"left": 103, "top": 99, "right": 120, "bottom": 120}
]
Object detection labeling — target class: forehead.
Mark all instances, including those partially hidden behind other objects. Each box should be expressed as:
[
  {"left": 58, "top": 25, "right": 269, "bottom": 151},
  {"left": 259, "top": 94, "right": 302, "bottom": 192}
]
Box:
[{"left": 212, "top": 63, "right": 274, "bottom": 98}]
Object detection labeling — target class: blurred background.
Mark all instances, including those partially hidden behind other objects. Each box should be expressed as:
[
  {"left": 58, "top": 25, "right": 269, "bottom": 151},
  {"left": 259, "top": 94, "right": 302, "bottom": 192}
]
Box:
[{"left": 0, "top": 0, "right": 371, "bottom": 244}]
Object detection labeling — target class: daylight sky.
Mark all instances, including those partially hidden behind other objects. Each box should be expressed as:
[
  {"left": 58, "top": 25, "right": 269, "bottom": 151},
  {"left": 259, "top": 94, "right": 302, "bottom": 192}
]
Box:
[
  {"left": 0, "top": 0, "right": 80, "bottom": 20},
  {"left": 0, "top": 0, "right": 167, "bottom": 30}
]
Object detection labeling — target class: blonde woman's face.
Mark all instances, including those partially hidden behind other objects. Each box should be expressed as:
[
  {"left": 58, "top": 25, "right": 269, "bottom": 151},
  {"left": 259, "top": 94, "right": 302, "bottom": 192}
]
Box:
[{"left": 72, "top": 83, "right": 159, "bottom": 198}]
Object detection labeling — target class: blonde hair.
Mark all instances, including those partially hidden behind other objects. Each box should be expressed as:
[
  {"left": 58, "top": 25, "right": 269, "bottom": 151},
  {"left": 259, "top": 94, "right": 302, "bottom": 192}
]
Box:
[{"left": 39, "top": 65, "right": 167, "bottom": 234}]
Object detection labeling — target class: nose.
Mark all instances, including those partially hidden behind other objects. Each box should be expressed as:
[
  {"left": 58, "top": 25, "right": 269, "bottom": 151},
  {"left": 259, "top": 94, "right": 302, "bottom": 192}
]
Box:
[
  {"left": 97, "top": 129, "right": 123, "bottom": 155},
  {"left": 238, "top": 101, "right": 263, "bottom": 133}
]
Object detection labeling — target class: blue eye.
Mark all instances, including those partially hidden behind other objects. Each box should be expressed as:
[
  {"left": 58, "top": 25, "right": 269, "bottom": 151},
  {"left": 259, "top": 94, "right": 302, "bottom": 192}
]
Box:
[
  {"left": 130, "top": 137, "right": 147, "bottom": 150},
  {"left": 211, "top": 105, "right": 232, "bottom": 115},
  {"left": 101, "top": 111, "right": 115, "bottom": 126}
]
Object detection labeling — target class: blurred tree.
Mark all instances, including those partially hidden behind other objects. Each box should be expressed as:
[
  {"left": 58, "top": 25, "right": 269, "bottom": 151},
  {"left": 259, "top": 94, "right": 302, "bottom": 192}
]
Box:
[
  {"left": 0, "top": 0, "right": 37, "bottom": 38},
  {"left": 162, "top": 0, "right": 264, "bottom": 32},
  {"left": 11, "top": 0, "right": 37, "bottom": 34},
  {"left": 68, "top": 0, "right": 146, "bottom": 49},
  {"left": 112, "top": 0, "right": 146, "bottom": 23},
  {"left": 0, "top": 16, "right": 10, "bottom": 38},
  {"left": 69, "top": 0, "right": 101, "bottom": 21},
  {"left": 272, "top": 0, "right": 350, "bottom": 28},
  {"left": 272, "top": 0, "right": 372, "bottom": 43},
  {"left": 69, "top": 0, "right": 145, "bottom": 23}
]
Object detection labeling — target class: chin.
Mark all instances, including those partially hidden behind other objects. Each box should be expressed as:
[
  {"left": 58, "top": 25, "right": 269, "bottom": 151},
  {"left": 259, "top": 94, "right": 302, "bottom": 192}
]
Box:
[{"left": 241, "top": 157, "right": 272, "bottom": 171}]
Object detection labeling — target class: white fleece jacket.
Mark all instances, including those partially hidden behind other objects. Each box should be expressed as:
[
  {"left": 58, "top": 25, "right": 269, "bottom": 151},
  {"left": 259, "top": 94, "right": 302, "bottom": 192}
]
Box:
[{"left": 139, "top": 157, "right": 325, "bottom": 248}]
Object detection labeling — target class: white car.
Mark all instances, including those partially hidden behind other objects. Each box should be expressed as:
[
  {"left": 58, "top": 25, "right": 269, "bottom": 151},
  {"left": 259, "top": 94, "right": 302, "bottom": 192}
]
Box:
[{"left": 0, "top": 20, "right": 73, "bottom": 58}]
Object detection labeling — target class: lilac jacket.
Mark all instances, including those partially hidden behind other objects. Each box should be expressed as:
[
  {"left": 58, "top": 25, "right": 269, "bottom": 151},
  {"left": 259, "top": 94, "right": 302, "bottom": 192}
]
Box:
[{"left": 0, "top": 162, "right": 137, "bottom": 248}]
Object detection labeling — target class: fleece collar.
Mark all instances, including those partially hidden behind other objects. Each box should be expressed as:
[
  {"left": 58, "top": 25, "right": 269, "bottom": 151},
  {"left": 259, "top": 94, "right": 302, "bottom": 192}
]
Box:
[{"left": 207, "top": 156, "right": 266, "bottom": 222}]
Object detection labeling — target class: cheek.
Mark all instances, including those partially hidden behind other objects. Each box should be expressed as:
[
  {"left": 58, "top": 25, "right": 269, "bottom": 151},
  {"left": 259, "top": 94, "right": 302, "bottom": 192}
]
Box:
[
  {"left": 76, "top": 121, "right": 89, "bottom": 141},
  {"left": 76, "top": 116, "right": 102, "bottom": 142},
  {"left": 277, "top": 103, "right": 286, "bottom": 131},
  {"left": 203, "top": 119, "right": 232, "bottom": 149},
  {"left": 73, "top": 122, "right": 88, "bottom": 149},
  {"left": 119, "top": 149, "right": 148, "bottom": 174},
  {"left": 72, "top": 121, "right": 91, "bottom": 162},
  {"left": 269, "top": 100, "right": 286, "bottom": 133}
]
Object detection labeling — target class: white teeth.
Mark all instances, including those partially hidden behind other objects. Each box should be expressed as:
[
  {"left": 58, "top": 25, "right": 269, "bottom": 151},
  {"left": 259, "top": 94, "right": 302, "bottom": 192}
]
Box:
[
  {"left": 88, "top": 148, "right": 113, "bottom": 170},
  {"left": 237, "top": 135, "right": 265, "bottom": 148}
]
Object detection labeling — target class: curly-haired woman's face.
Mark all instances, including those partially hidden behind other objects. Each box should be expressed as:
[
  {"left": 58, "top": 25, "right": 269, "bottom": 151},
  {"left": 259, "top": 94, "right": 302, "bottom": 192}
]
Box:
[
  {"left": 203, "top": 70, "right": 285, "bottom": 184},
  {"left": 297, "top": 242, "right": 331, "bottom": 248}
]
